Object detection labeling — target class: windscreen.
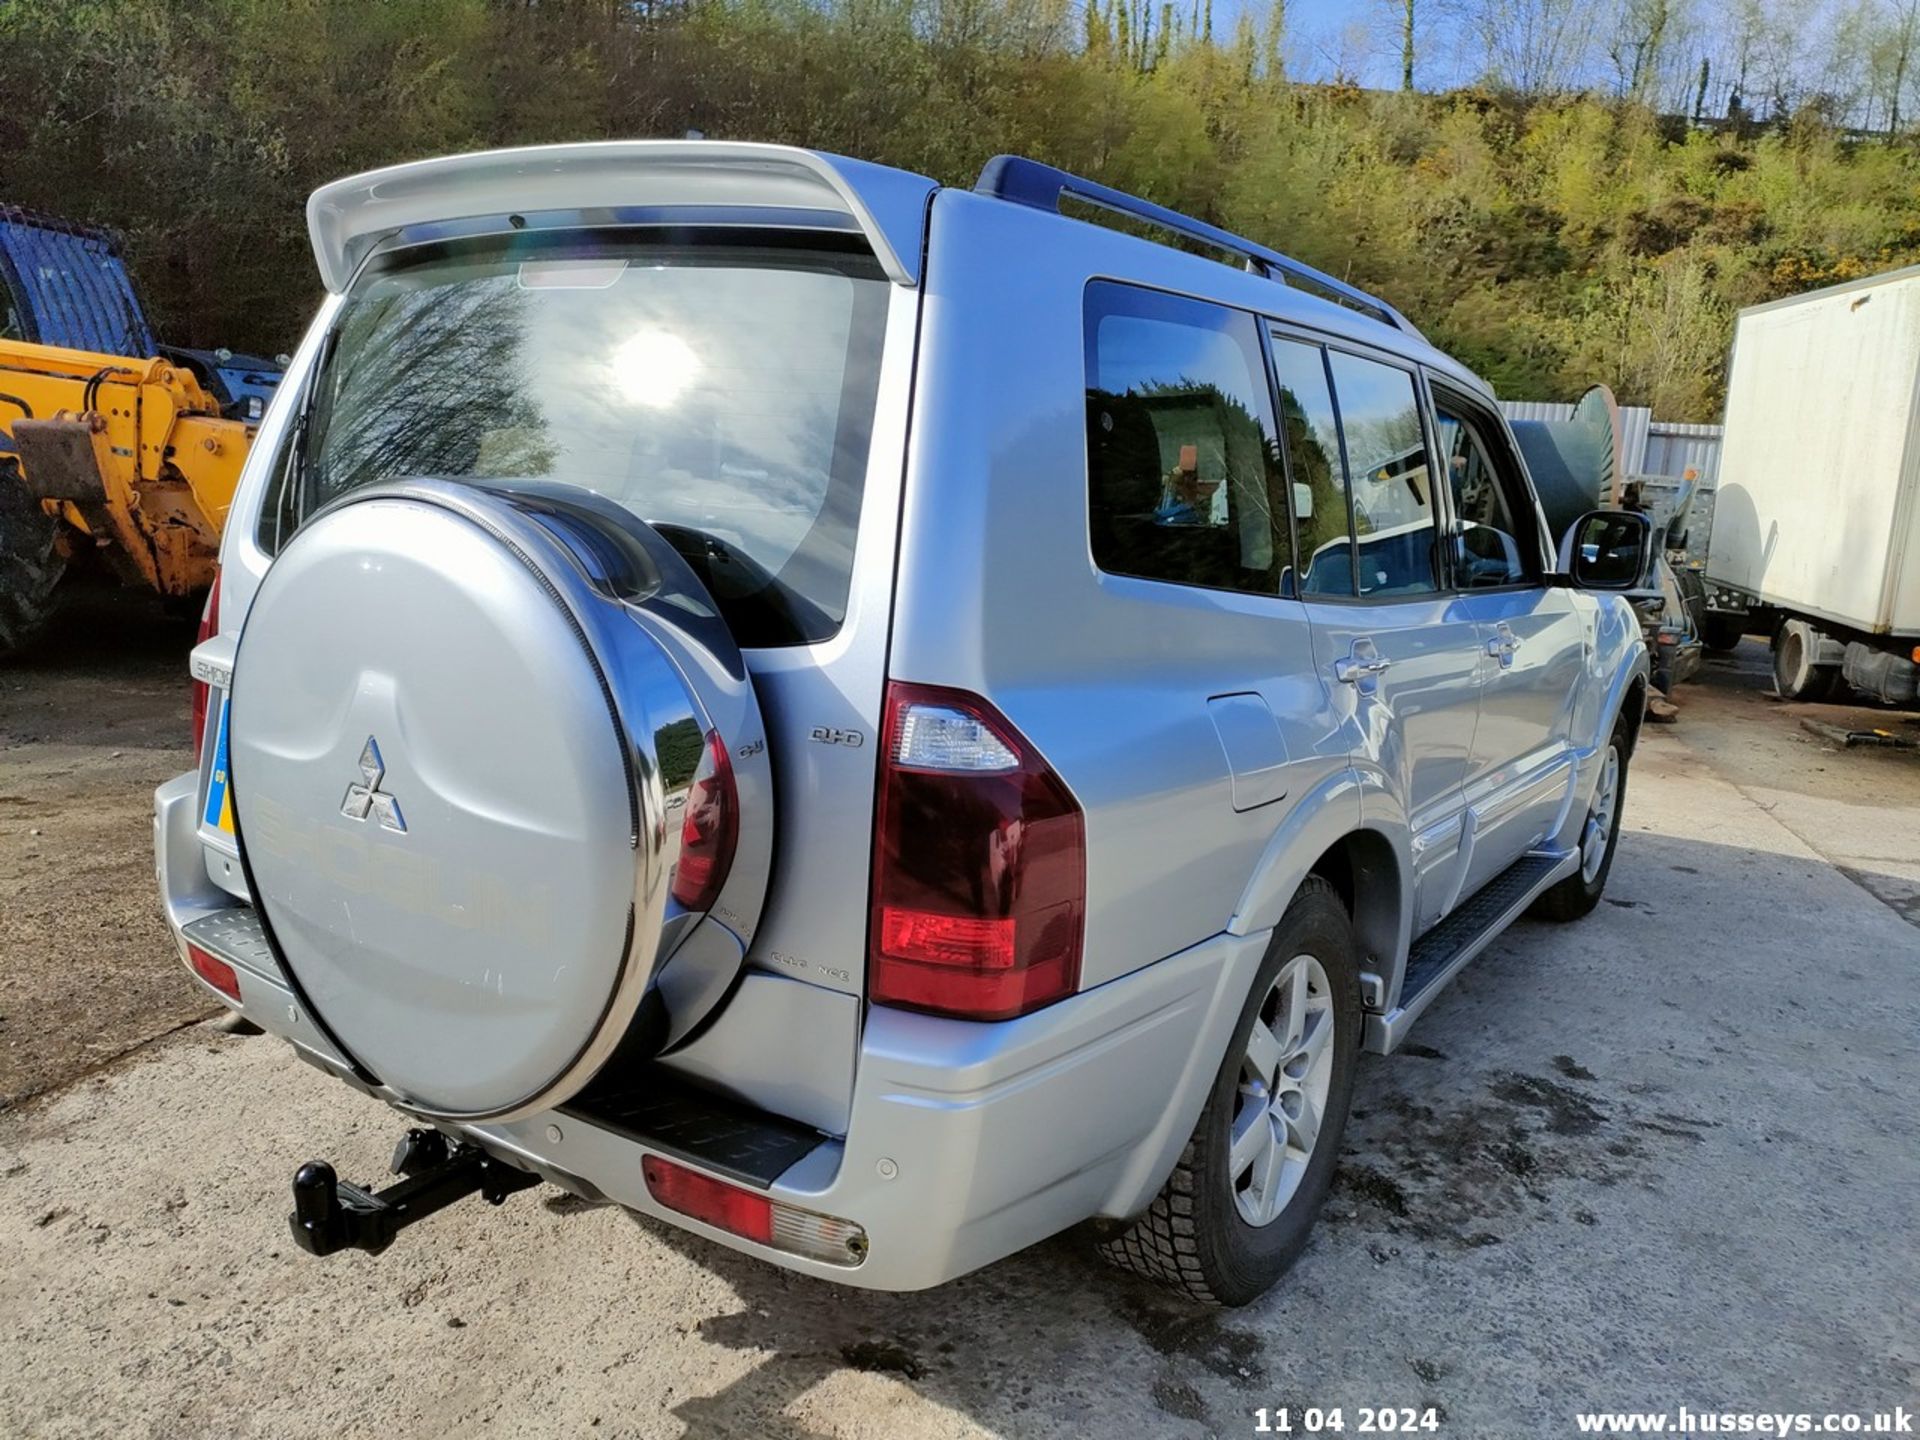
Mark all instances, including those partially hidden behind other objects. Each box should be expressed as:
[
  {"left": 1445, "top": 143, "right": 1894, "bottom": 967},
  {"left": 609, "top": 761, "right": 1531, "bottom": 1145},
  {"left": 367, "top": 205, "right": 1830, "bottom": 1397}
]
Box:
[{"left": 277, "top": 230, "right": 891, "bottom": 646}]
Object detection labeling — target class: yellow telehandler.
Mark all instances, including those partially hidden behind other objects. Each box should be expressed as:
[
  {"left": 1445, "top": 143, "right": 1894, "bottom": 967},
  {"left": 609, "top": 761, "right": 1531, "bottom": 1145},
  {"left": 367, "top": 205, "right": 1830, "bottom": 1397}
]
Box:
[
  {"left": 1, "top": 205, "right": 274, "bottom": 656},
  {"left": 0, "top": 341, "right": 256, "bottom": 653}
]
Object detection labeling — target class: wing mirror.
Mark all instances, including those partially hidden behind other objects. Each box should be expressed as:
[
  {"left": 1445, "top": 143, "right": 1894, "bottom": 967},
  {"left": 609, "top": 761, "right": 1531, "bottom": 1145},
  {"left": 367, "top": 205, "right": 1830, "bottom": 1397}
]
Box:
[{"left": 1557, "top": 509, "right": 1654, "bottom": 591}]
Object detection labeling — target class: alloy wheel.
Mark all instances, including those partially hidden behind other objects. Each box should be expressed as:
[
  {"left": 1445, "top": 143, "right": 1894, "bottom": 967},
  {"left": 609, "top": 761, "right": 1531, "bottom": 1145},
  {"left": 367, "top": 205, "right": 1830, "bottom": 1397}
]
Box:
[
  {"left": 1228, "top": 953, "right": 1336, "bottom": 1227},
  {"left": 1581, "top": 746, "right": 1621, "bottom": 884}
]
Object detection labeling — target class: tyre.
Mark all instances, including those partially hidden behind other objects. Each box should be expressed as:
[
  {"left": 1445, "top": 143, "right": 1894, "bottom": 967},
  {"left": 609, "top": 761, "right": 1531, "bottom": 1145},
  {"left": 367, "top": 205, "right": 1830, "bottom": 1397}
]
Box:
[
  {"left": 1772, "top": 619, "right": 1839, "bottom": 702},
  {"left": 1699, "top": 612, "right": 1745, "bottom": 654},
  {"left": 1100, "top": 875, "right": 1360, "bottom": 1307},
  {"left": 0, "top": 459, "right": 67, "bottom": 659},
  {"left": 1531, "top": 719, "right": 1629, "bottom": 922}
]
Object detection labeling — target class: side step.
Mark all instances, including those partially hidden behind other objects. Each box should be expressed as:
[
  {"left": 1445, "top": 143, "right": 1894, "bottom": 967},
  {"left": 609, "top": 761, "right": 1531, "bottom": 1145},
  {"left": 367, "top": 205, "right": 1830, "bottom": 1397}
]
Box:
[{"left": 1364, "top": 850, "right": 1579, "bottom": 1055}]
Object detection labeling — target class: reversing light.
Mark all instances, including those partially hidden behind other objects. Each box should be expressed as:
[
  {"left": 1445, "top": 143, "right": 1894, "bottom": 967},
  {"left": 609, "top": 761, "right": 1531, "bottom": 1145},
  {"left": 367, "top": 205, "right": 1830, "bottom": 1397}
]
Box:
[
  {"left": 641, "top": 1155, "right": 867, "bottom": 1265},
  {"left": 185, "top": 942, "right": 241, "bottom": 1002},
  {"left": 869, "top": 681, "right": 1086, "bottom": 1021}
]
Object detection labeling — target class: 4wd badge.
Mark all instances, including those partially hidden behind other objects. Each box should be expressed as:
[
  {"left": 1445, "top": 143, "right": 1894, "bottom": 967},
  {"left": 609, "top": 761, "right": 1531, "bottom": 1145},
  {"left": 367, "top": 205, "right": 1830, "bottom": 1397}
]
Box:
[{"left": 808, "top": 726, "right": 865, "bottom": 749}]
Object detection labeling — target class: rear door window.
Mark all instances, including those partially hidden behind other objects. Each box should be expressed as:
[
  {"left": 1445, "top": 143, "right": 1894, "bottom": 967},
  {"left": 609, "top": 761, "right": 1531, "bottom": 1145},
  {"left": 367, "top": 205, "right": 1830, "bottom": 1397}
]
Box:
[
  {"left": 1271, "top": 339, "right": 1440, "bottom": 600},
  {"left": 1269, "top": 338, "right": 1350, "bottom": 598},
  {"left": 262, "top": 230, "right": 891, "bottom": 648},
  {"left": 1324, "top": 350, "right": 1439, "bottom": 599},
  {"left": 1084, "top": 282, "right": 1288, "bottom": 597}
]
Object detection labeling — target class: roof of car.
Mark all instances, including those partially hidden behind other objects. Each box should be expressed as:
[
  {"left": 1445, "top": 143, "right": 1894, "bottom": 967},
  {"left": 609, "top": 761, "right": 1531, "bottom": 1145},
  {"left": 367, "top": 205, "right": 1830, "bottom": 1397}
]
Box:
[{"left": 307, "top": 141, "right": 1493, "bottom": 402}]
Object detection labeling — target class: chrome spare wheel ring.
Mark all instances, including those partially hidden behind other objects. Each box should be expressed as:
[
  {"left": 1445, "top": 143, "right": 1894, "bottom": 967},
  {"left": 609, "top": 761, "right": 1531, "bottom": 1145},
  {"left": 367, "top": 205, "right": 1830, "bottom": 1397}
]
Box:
[
  {"left": 1229, "top": 953, "right": 1336, "bottom": 1228},
  {"left": 1581, "top": 745, "right": 1621, "bottom": 884}
]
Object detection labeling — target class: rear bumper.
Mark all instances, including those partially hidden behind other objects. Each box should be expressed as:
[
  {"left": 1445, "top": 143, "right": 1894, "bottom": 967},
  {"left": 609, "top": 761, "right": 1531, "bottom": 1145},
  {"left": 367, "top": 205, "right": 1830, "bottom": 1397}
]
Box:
[{"left": 155, "top": 771, "right": 1267, "bottom": 1289}]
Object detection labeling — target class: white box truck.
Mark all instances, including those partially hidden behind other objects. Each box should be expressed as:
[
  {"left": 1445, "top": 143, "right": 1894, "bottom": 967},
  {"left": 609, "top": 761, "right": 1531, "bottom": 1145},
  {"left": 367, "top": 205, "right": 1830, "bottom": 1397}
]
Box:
[{"left": 1703, "top": 266, "right": 1920, "bottom": 703}]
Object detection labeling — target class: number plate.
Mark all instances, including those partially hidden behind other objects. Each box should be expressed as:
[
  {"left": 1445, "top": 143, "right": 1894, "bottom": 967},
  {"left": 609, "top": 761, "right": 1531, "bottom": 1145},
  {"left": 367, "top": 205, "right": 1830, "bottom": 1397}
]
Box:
[{"left": 202, "top": 696, "right": 235, "bottom": 835}]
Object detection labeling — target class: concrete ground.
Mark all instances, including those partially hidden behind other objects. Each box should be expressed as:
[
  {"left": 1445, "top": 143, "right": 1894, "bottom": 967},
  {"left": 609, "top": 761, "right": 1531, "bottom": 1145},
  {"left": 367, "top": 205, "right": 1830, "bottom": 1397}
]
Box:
[{"left": 1, "top": 631, "right": 1917, "bottom": 1439}]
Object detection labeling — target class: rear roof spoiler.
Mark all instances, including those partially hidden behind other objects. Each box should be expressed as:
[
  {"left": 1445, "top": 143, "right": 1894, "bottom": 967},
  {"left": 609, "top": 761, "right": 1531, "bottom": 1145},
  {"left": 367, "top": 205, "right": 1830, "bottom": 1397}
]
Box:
[{"left": 306, "top": 141, "right": 937, "bottom": 292}]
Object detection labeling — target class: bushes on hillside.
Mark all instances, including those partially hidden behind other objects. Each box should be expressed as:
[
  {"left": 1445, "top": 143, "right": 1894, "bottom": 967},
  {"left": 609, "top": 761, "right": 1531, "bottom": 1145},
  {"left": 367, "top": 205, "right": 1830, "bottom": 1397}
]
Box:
[{"left": 3, "top": 0, "right": 1915, "bottom": 418}]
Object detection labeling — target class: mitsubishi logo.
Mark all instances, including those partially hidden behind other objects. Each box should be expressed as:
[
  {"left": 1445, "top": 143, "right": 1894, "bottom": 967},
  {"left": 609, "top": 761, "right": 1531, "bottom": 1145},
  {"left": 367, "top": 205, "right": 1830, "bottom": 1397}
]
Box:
[{"left": 340, "top": 735, "right": 407, "bottom": 834}]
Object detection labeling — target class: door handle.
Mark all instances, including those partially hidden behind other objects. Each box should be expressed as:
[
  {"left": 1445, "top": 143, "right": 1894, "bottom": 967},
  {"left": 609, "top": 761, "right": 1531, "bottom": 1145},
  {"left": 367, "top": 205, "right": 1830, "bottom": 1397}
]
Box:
[
  {"left": 1334, "top": 640, "right": 1394, "bottom": 688},
  {"left": 1484, "top": 623, "right": 1520, "bottom": 667},
  {"left": 1336, "top": 656, "right": 1394, "bottom": 681}
]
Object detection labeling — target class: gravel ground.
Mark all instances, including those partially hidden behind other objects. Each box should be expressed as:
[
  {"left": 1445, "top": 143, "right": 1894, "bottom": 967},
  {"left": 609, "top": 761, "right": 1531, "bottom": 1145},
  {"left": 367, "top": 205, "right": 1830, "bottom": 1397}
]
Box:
[
  {"left": 0, "top": 584, "right": 208, "bottom": 1108},
  {"left": 0, "top": 632, "right": 1916, "bottom": 1438}
]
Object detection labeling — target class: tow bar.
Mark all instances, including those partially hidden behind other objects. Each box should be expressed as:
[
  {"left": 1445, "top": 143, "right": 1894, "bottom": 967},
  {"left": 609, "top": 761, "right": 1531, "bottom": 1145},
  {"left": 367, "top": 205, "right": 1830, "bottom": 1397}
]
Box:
[{"left": 288, "top": 1129, "right": 539, "bottom": 1257}]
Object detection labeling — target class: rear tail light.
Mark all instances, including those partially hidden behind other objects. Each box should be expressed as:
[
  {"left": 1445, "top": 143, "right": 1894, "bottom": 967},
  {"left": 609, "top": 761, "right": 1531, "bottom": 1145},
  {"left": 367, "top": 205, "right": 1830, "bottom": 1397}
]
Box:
[
  {"left": 185, "top": 942, "right": 241, "bottom": 1001},
  {"left": 189, "top": 570, "right": 222, "bottom": 753},
  {"left": 641, "top": 1155, "right": 867, "bottom": 1265},
  {"left": 670, "top": 729, "right": 738, "bottom": 912},
  {"left": 868, "top": 681, "right": 1086, "bottom": 1021}
]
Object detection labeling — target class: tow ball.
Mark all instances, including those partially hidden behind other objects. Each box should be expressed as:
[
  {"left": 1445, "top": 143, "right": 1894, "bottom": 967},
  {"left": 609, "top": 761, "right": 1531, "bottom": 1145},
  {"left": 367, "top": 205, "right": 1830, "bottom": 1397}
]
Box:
[{"left": 288, "top": 1129, "right": 539, "bottom": 1257}]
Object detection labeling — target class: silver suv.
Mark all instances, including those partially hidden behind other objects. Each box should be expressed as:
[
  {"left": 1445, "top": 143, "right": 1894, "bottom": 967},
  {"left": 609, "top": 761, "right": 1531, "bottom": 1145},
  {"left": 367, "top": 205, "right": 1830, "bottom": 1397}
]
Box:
[{"left": 155, "top": 142, "right": 1651, "bottom": 1306}]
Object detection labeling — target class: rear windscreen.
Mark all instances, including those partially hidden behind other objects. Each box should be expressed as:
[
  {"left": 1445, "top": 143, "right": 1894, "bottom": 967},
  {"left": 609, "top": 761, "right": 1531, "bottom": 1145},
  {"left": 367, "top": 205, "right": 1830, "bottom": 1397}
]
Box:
[{"left": 264, "top": 230, "right": 891, "bottom": 646}]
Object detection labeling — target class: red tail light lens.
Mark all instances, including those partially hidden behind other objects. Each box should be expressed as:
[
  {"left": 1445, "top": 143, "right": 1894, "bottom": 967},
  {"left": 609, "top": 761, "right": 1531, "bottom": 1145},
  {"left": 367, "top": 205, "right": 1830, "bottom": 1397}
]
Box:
[
  {"left": 189, "top": 570, "right": 222, "bottom": 754},
  {"left": 670, "top": 729, "right": 738, "bottom": 912},
  {"left": 869, "top": 681, "right": 1085, "bottom": 1020},
  {"left": 643, "top": 1155, "right": 773, "bottom": 1243},
  {"left": 185, "top": 942, "right": 241, "bottom": 1001}
]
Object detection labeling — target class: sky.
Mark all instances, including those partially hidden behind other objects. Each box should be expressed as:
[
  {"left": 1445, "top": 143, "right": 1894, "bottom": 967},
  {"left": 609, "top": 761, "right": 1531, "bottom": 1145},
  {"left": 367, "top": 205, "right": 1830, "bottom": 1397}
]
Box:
[
  {"left": 1264, "top": 0, "right": 1475, "bottom": 90},
  {"left": 1247, "top": 0, "right": 1797, "bottom": 97}
]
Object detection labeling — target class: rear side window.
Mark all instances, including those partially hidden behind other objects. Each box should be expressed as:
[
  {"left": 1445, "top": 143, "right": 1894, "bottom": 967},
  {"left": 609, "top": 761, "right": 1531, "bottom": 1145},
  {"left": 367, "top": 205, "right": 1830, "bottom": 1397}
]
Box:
[
  {"left": 261, "top": 230, "right": 890, "bottom": 648},
  {"left": 1084, "top": 282, "right": 1287, "bottom": 596}
]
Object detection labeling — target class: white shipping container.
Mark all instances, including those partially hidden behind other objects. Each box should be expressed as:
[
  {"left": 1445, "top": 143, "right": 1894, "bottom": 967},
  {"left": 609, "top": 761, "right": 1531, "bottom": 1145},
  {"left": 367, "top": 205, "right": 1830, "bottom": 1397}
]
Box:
[{"left": 1709, "top": 267, "right": 1920, "bottom": 638}]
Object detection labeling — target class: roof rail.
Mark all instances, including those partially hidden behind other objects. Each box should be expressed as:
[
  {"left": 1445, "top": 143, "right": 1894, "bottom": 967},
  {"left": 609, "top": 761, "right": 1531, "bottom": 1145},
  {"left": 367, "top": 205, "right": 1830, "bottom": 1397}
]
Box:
[{"left": 974, "top": 155, "right": 1421, "bottom": 338}]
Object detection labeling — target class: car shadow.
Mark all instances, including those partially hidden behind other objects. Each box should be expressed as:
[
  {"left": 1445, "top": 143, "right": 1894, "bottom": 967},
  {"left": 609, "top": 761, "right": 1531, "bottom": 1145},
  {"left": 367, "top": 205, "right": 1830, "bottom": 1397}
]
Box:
[
  {"left": 533, "top": 1194, "right": 1272, "bottom": 1436},
  {"left": 527, "top": 822, "right": 1920, "bottom": 1435}
]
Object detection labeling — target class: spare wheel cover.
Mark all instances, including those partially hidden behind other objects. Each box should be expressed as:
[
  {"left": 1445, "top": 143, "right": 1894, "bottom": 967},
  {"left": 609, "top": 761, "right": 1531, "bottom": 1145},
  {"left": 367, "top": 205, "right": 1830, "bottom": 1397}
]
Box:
[{"left": 229, "top": 481, "right": 764, "bottom": 1121}]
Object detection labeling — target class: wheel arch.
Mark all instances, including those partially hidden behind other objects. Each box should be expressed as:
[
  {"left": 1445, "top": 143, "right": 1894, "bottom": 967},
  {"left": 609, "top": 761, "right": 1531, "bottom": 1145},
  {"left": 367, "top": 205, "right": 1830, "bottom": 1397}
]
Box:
[
  {"left": 1620, "top": 674, "right": 1647, "bottom": 756},
  {"left": 1099, "top": 836, "right": 1394, "bottom": 1229},
  {"left": 1549, "top": 645, "right": 1648, "bottom": 859},
  {"left": 1297, "top": 827, "right": 1403, "bottom": 1004},
  {"left": 1230, "top": 766, "right": 1412, "bottom": 1010}
]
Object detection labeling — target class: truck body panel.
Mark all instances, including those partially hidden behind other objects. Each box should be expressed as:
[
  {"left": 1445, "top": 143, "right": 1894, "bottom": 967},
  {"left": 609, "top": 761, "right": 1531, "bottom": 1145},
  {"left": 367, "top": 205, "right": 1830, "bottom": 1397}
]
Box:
[{"left": 1709, "top": 267, "right": 1920, "bottom": 639}]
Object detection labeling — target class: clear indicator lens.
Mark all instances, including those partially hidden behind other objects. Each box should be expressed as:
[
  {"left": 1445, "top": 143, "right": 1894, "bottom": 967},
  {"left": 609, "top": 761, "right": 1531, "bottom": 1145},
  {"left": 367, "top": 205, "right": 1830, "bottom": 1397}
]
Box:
[
  {"left": 769, "top": 1205, "right": 869, "bottom": 1266},
  {"left": 894, "top": 704, "right": 1018, "bottom": 772}
]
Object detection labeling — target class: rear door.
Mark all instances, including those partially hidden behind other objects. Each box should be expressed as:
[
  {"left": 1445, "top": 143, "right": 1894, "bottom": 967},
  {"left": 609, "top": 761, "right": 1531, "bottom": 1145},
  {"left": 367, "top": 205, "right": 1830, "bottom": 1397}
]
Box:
[
  {"left": 1270, "top": 333, "right": 1483, "bottom": 937},
  {"left": 224, "top": 225, "right": 916, "bottom": 1135},
  {"left": 1429, "top": 383, "right": 1587, "bottom": 897}
]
